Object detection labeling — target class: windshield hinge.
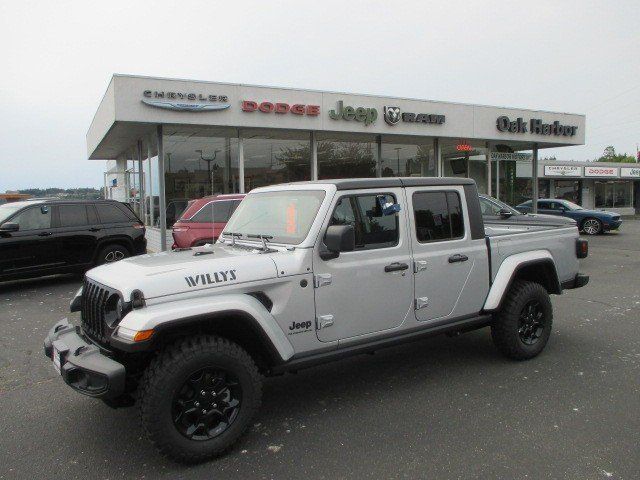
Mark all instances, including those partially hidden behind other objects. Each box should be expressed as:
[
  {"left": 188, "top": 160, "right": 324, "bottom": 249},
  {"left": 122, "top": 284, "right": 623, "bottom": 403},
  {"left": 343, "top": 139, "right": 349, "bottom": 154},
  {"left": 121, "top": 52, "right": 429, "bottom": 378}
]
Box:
[
  {"left": 414, "top": 260, "right": 428, "bottom": 273},
  {"left": 314, "top": 274, "right": 332, "bottom": 288}
]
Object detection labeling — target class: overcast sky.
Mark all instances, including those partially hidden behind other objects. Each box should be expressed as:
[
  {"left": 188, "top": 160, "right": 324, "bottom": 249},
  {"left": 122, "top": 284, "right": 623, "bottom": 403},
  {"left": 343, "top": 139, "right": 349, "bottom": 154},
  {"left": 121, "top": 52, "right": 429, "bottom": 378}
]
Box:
[{"left": 1, "top": 0, "right": 639, "bottom": 191}]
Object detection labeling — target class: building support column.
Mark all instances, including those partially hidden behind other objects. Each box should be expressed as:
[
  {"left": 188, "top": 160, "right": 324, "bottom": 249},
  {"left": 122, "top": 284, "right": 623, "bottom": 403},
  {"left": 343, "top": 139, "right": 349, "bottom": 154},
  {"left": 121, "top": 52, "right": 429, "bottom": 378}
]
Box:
[
  {"left": 238, "top": 135, "right": 245, "bottom": 193},
  {"left": 486, "top": 142, "right": 492, "bottom": 196},
  {"left": 376, "top": 135, "right": 382, "bottom": 178},
  {"left": 137, "top": 140, "right": 145, "bottom": 222},
  {"left": 311, "top": 131, "right": 318, "bottom": 180},
  {"left": 147, "top": 139, "right": 154, "bottom": 227},
  {"left": 156, "top": 125, "right": 167, "bottom": 251},
  {"left": 435, "top": 138, "right": 442, "bottom": 177},
  {"left": 532, "top": 143, "right": 539, "bottom": 213}
]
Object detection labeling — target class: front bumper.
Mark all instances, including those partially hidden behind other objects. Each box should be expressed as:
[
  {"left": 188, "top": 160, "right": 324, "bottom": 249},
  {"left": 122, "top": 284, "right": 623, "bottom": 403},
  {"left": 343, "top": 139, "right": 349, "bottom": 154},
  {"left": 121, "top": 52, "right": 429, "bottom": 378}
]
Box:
[
  {"left": 43, "top": 319, "right": 125, "bottom": 399},
  {"left": 603, "top": 220, "right": 622, "bottom": 231}
]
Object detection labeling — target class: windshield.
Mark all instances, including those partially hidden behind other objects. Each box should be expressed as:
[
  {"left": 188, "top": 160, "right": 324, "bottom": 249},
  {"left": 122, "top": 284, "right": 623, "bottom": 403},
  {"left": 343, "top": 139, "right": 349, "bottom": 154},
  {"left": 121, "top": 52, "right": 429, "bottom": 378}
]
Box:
[
  {"left": 560, "top": 200, "right": 583, "bottom": 210},
  {"left": 479, "top": 196, "right": 520, "bottom": 216},
  {"left": 222, "top": 190, "right": 326, "bottom": 245},
  {"left": 0, "top": 203, "right": 25, "bottom": 224}
]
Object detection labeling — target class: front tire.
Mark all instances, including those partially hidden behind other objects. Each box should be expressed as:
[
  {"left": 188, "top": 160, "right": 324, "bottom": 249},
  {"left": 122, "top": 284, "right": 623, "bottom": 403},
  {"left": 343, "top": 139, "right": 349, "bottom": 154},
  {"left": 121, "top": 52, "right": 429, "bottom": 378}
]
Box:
[
  {"left": 491, "top": 280, "right": 553, "bottom": 360},
  {"left": 581, "top": 217, "right": 602, "bottom": 235},
  {"left": 139, "top": 336, "right": 262, "bottom": 463}
]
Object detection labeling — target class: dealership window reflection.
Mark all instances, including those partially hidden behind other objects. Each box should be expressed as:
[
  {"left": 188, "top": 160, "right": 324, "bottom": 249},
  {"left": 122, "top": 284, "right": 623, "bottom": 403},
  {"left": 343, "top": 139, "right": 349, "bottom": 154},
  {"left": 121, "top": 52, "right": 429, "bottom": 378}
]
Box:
[
  {"left": 595, "top": 181, "right": 632, "bottom": 208},
  {"left": 242, "top": 131, "right": 311, "bottom": 191},
  {"left": 163, "top": 127, "right": 239, "bottom": 227},
  {"left": 380, "top": 139, "right": 436, "bottom": 177},
  {"left": 317, "top": 134, "right": 378, "bottom": 179}
]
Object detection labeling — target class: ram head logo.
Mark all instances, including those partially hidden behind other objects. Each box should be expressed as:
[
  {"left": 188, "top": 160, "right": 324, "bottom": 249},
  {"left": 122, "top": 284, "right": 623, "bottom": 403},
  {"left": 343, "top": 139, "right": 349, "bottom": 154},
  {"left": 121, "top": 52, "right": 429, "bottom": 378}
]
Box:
[{"left": 384, "top": 106, "right": 401, "bottom": 126}]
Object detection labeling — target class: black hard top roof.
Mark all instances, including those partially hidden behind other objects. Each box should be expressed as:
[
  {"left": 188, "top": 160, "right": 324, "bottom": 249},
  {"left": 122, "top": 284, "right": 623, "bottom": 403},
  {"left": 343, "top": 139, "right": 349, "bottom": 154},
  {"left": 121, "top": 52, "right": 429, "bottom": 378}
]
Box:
[{"left": 287, "top": 177, "right": 476, "bottom": 191}]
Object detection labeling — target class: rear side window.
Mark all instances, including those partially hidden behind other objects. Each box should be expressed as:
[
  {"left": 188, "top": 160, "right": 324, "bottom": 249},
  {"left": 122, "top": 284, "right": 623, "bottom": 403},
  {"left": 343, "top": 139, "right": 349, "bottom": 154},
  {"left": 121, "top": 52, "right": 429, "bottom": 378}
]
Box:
[
  {"left": 190, "top": 201, "right": 233, "bottom": 223},
  {"left": 413, "top": 191, "right": 464, "bottom": 242},
  {"left": 329, "top": 194, "right": 399, "bottom": 250},
  {"left": 11, "top": 206, "right": 51, "bottom": 231},
  {"left": 96, "top": 204, "right": 130, "bottom": 224},
  {"left": 59, "top": 205, "right": 88, "bottom": 227}
]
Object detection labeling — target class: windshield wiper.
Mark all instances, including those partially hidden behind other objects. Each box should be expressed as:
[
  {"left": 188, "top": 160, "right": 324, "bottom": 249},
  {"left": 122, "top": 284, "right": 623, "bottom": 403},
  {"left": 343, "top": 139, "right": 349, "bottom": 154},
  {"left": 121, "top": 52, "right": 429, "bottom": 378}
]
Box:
[
  {"left": 247, "top": 233, "right": 274, "bottom": 252},
  {"left": 222, "top": 231, "right": 242, "bottom": 246}
]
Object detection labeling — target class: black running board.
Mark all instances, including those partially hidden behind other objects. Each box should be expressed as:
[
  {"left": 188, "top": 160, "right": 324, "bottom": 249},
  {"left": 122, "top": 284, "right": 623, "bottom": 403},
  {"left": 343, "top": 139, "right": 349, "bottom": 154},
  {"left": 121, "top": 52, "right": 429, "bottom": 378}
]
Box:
[{"left": 270, "top": 314, "right": 492, "bottom": 375}]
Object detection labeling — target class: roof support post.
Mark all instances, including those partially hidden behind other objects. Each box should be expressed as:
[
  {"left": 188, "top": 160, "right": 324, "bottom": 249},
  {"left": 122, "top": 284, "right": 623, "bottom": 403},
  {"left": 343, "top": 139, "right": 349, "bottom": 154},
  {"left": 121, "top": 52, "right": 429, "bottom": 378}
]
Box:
[
  {"left": 311, "top": 131, "right": 318, "bottom": 180},
  {"left": 486, "top": 142, "right": 492, "bottom": 197},
  {"left": 238, "top": 135, "right": 245, "bottom": 193},
  {"left": 532, "top": 143, "right": 539, "bottom": 213},
  {"left": 157, "top": 125, "right": 167, "bottom": 251}
]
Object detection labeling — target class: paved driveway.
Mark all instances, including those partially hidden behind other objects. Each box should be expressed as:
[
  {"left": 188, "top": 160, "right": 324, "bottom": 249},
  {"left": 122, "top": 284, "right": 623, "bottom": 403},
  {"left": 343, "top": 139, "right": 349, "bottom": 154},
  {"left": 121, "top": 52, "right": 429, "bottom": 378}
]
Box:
[{"left": 1, "top": 221, "right": 639, "bottom": 479}]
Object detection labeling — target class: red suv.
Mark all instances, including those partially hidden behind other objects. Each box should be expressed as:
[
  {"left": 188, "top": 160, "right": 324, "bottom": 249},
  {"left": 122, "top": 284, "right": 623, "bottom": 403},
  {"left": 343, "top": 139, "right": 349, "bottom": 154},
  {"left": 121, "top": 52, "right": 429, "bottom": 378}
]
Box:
[{"left": 171, "top": 194, "right": 245, "bottom": 249}]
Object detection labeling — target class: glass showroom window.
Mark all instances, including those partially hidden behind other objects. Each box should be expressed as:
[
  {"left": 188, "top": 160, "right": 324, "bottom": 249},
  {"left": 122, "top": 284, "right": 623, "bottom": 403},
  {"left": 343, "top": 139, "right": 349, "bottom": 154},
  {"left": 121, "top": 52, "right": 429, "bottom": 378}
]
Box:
[
  {"left": 380, "top": 138, "right": 436, "bottom": 177},
  {"left": 441, "top": 140, "right": 488, "bottom": 194},
  {"left": 163, "top": 127, "right": 239, "bottom": 227},
  {"left": 595, "top": 181, "right": 632, "bottom": 208},
  {"left": 555, "top": 180, "right": 582, "bottom": 204},
  {"left": 242, "top": 130, "right": 311, "bottom": 191},
  {"left": 317, "top": 133, "right": 378, "bottom": 179}
]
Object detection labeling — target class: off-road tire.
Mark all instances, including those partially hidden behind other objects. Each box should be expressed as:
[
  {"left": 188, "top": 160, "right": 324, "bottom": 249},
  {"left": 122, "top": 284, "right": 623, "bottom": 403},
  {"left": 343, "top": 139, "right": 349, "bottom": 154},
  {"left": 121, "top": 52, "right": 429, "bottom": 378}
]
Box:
[
  {"left": 96, "top": 244, "right": 130, "bottom": 265},
  {"left": 580, "top": 217, "right": 602, "bottom": 235},
  {"left": 491, "top": 280, "right": 553, "bottom": 360},
  {"left": 139, "top": 336, "right": 262, "bottom": 463}
]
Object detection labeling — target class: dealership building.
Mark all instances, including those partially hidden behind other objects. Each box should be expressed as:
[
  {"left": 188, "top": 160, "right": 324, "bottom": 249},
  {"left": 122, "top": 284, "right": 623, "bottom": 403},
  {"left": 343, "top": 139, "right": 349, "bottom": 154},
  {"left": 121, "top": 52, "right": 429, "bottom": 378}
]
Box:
[{"left": 85, "top": 74, "right": 629, "bottom": 251}]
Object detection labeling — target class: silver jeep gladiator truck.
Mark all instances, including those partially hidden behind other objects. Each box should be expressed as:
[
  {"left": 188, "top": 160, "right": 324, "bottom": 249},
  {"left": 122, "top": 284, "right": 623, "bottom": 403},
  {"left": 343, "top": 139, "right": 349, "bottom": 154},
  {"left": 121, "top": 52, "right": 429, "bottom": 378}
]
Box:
[{"left": 44, "top": 177, "right": 589, "bottom": 463}]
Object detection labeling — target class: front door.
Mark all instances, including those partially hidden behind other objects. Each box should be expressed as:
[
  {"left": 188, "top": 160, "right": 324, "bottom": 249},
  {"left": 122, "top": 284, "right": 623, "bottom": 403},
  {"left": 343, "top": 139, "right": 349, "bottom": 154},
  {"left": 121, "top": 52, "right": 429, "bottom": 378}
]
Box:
[
  {"left": 313, "top": 189, "right": 414, "bottom": 343},
  {"left": 407, "top": 186, "right": 488, "bottom": 322},
  {"left": 0, "top": 204, "right": 58, "bottom": 276}
]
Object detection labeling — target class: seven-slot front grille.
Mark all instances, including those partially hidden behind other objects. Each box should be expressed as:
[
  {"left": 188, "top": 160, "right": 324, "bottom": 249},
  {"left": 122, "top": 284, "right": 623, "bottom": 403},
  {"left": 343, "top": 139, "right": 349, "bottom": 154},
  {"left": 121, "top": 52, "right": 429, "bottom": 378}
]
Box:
[{"left": 80, "top": 278, "right": 118, "bottom": 343}]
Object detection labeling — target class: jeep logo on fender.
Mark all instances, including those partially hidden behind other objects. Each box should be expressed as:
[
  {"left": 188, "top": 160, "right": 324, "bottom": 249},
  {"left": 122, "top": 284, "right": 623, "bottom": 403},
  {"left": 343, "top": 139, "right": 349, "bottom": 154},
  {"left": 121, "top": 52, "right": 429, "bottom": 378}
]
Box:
[
  {"left": 185, "top": 270, "right": 237, "bottom": 287},
  {"left": 289, "top": 320, "right": 312, "bottom": 333},
  {"left": 329, "top": 100, "right": 377, "bottom": 126}
]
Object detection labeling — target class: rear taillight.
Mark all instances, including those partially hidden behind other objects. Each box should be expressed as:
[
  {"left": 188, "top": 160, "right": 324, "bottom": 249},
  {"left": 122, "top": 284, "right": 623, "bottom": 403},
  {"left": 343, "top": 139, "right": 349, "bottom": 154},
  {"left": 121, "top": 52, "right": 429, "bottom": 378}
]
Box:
[
  {"left": 133, "top": 223, "right": 145, "bottom": 229},
  {"left": 576, "top": 239, "right": 588, "bottom": 259},
  {"left": 172, "top": 226, "right": 190, "bottom": 232}
]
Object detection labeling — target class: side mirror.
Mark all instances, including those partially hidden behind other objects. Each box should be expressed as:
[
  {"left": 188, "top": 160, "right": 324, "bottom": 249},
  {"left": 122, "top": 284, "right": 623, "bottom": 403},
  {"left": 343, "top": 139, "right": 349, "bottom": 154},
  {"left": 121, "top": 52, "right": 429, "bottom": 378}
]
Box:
[
  {"left": 498, "top": 209, "right": 513, "bottom": 218},
  {"left": 321, "top": 225, "right": 355, "bottom": 260},
  {"left": 0, "top": 222, "right": 19, "bottom": 233}
]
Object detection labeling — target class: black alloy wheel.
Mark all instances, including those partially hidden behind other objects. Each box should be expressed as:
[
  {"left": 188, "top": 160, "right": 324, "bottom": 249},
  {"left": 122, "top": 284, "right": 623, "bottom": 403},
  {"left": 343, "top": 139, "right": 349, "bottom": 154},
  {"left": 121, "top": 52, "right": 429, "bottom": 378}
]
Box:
[
  {"left": 518, "top": 300, "right": 545, "bottom": 345},
  {"left": 172, "top": 368, "right": 242, "bottom": 441}
]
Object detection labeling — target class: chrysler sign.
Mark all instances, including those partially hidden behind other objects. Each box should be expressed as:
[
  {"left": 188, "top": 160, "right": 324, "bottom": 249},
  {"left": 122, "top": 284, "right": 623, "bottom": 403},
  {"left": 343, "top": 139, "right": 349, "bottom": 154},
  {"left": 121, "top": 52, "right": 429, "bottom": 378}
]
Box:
[
  {"left": 544, "top": 165, "right": 582, "bottom": 177},
  {"left": 142, "top": 90, "right": 231, "bottom": 112}
]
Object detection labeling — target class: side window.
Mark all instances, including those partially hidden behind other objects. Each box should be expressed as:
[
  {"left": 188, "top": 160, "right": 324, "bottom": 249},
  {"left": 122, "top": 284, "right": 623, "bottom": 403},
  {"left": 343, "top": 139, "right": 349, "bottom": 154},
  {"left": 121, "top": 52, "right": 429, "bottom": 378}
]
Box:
[
  {"left": 480, "top": 197, "right": 501, "bottom": 216},
  {"left": 229, "top": 200, "right": 241, "bottom": 217},
  {"left": 413, "top": 191, "right": 464, "bottom": 242},
  {"left": 59, "top": 205, "right": 89, "bottom": 227},
  {"left": 96, "top": 204, "right": 130, "bottom": 224},
  {"left": 329, "top": 194, "right": 399, "bottom": 250},
  {"left": 538, "top": 201, "right": 551, "bottom": 209},
  {"left": 191, "top": 202, "right": 233, "bottom": 223},
  {"left": 12, "top": 206, "right": 52, "bottom": 231}
]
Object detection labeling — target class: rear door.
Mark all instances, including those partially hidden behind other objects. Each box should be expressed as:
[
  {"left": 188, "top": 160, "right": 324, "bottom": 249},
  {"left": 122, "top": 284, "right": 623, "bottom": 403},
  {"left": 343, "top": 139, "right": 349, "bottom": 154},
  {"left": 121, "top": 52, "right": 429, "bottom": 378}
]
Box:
[
  {"left": 313, "top": 189, "right": 414, "bottom": 343},
  {"left": 407, "top": 186, "right": 488, "bottom": 322},
  {"left": 54, "top": 204, "right": 100, "bottom": 266}
]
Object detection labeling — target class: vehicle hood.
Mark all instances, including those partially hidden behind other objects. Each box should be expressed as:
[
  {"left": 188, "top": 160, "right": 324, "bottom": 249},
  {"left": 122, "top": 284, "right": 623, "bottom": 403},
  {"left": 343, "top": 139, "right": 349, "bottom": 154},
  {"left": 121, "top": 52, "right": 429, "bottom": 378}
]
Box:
[{"left": 85, "top": 244, "right": 278, "bottom": 300}]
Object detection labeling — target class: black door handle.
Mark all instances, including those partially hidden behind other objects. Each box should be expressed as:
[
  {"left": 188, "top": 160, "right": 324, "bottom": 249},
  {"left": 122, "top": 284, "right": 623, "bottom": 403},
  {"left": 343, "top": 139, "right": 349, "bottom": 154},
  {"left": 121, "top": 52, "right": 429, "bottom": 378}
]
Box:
[
  {"left": 448, "top": 254, "right": 468, "bottom": 263},
  {"left": 38, "top": 231, "right": 52, "bottom": 237},
  {"left": 385, "top": 262, "right": 409, "bottom": 272},
  {"left": 89, "top": 227, "right": 101, "bottom": 232}
]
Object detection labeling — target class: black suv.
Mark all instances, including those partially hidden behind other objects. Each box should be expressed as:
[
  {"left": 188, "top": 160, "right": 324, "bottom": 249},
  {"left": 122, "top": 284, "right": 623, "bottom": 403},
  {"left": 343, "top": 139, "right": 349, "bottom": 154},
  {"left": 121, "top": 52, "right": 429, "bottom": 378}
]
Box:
[{"left": 0, "top": 199, "right": 146, "bottom": 281}]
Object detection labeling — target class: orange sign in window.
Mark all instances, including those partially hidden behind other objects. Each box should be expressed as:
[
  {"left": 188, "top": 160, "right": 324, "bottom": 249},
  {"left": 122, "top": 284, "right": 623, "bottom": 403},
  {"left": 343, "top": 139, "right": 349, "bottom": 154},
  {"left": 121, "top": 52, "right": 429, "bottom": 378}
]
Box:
[{"left": 286, "top": 202, "right": 297, "bottom": 234}]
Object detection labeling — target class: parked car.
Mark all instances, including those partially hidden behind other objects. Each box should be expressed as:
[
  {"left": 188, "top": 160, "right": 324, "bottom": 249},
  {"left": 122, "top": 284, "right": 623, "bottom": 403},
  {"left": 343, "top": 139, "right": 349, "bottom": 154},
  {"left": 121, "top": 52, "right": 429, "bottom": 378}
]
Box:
[
  {"left": 479, "top": 194, "right": 576, "bottom": 227},
  {"left": 516, "top": 198, "right": 622, "bottom": 235},
  {"left": 0, "top": 199, "right": 146, "bottom": 281},
  {"left": 171, "top": 194, "right": 245, "bottom": 249},
  {"left": 45, "top": 177, "right": 588, "bottom": 463}
]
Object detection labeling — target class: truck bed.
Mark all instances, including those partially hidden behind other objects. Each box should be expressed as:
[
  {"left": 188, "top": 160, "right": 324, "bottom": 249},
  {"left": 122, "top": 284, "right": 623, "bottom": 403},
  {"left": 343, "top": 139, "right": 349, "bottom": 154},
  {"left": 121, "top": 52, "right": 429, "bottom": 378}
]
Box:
[{"left": 485, "top": 224, "right": 580, "bottom": 286}]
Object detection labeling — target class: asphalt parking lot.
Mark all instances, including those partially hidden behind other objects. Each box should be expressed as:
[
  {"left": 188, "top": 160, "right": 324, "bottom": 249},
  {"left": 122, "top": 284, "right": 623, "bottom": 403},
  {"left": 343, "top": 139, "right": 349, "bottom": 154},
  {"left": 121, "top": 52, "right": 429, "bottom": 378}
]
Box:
[{"left": 1, "top": 221, "right": 639, "bottom": 480}]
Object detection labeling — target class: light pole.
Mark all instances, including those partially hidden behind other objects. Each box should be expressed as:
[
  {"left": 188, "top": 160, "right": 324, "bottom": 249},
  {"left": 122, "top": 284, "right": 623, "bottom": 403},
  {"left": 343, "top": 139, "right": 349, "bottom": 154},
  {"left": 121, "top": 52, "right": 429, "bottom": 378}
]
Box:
[{"left": 196, "top": 149, "right": 221, "bottom": 195}]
